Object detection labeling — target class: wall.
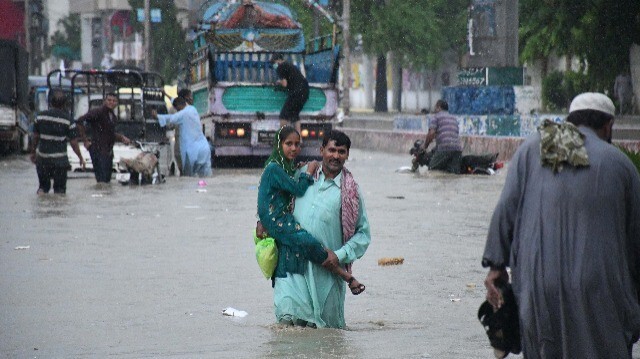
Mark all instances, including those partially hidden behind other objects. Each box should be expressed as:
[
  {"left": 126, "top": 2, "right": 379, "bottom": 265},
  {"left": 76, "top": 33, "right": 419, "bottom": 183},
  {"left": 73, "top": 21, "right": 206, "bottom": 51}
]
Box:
[{"left": 393, "top": 113, "right": 565, "bottom": 138}]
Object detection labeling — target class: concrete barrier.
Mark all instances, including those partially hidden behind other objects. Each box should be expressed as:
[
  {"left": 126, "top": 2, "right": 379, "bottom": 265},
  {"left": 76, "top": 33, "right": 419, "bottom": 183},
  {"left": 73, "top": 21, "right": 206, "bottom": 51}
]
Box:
[
  {"left": 340, "top": 127, "right": 640, "bottom": 162},
  {"left": 339, "top": 127, "right": 524, "bottom": 161}
]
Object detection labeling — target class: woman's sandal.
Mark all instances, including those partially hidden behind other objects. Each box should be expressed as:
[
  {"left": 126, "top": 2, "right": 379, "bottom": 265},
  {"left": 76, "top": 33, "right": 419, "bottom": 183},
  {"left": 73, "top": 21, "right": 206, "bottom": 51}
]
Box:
[{"left": 347, "top": 277, "right": 366, "bottom": 295}]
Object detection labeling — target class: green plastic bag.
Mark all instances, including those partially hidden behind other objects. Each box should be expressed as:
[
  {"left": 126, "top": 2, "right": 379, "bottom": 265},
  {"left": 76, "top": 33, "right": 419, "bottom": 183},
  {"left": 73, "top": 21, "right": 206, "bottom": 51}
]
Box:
[{"left": 254, "top": 230, "right": 278, "bottom": 279}]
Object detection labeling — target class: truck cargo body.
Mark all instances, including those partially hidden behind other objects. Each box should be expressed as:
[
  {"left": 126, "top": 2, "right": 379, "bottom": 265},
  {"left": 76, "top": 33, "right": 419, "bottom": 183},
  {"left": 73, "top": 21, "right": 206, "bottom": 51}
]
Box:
[{"left": 0, "top": 40, "right": 30, "bottom": 153}]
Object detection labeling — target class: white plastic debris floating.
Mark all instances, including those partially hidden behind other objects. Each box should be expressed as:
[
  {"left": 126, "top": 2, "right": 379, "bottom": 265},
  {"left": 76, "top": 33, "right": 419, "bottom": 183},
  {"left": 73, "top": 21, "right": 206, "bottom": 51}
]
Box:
[{"left": 222, "top": 307, "right": 248, "bottom": 318}]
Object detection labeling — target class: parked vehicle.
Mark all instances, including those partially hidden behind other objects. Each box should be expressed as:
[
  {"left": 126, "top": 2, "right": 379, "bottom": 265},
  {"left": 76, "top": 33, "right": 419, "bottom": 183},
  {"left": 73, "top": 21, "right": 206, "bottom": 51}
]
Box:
[
  {"left": 46, "top": 69, "right": 179, "bottom": 176},
  {"left": 28, "top": 75, "right": 86, "bottom": 127},
  {"left": 0, "top": 40, "right": 30, "bottom": 153},
  {"left": 190, "top": 0, "right": 341, "bottom": 160}
]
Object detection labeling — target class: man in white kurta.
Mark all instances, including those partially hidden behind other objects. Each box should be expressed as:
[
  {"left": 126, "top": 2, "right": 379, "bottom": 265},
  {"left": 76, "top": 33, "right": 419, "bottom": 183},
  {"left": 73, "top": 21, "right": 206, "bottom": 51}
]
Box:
[{"left": 156, "top": 97, "right": 211, "bottom": 177}]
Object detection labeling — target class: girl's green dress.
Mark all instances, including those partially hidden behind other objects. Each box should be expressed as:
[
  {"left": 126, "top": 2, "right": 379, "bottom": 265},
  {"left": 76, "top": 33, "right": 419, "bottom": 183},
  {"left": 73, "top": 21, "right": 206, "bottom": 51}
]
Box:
[{"left": 257, "top": 162, "right": 328, "bottom": 278}]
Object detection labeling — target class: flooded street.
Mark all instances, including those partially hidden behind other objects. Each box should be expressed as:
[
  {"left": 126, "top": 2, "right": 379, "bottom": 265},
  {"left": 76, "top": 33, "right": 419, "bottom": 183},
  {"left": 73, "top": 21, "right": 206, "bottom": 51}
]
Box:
[{"left": 2, "top": 149, "right": 633, "bottom": 358}]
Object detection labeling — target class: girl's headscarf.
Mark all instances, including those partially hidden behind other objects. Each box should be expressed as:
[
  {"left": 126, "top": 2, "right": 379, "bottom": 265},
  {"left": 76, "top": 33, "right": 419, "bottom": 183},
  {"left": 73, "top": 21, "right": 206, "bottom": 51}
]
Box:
[{"left": 264, "top": 125, "right": 298, "bottom": 176}]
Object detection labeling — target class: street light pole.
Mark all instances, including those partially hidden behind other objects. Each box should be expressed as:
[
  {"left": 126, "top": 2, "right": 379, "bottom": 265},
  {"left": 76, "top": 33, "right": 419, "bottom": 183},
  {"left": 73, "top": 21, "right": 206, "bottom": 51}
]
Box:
[
  {"left": 341, "top": 0, "right": 351, "bottom": 117},
  {"left": 144, "top": 0, "right": 151, "bottom": 71},
  {"left": 25, "top": 0, "right": 31, "bottom": 73}
]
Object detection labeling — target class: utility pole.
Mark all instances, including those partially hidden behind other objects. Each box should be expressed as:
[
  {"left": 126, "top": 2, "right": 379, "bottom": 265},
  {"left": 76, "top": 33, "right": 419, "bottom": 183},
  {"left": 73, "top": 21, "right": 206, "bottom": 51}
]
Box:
[
  {"left": 144, "top": 0, "right": 151, "bottom": 71},
  {"left": 25, "top": 0, "right": 31, "bottom": 72},
  {"left": 341, "top": 0, "right": 351, "bottom": 117}
]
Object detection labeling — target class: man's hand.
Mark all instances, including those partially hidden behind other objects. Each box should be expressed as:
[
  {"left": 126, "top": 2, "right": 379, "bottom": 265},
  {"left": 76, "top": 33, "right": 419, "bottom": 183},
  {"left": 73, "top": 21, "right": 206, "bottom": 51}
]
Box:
[
  {"left": 79, "top": 158, "right": 86, "bottom": 170},
  {"left": 484, "top": 267, "right": 509, "bottom": 310},
  {"left": 30, "top": 152, "right": 36, "bottom": 164},
  {"left": 306, "top": 160, "right": 319, "bottom": 176},
  {"left": 322, "top": 248, "right": 339, "bottom": 270},
  {"left": 83, "top": 140, "right": 92, "bottom": 150},
  {"left": 151, "top": 109, "right": 158, "bottom": 119},
  {"left": 256, "top": 221, "right": 268, "bottom": 239},
  {"left": 121, "top": 136, "right": 131, "bottom": 146}
]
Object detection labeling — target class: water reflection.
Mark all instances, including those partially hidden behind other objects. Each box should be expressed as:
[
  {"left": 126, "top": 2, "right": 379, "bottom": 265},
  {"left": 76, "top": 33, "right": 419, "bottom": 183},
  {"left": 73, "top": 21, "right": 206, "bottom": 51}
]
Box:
[
  {"left": 264, "top": 325, "right": 358, "bottom": 358},
  {"left": 33, "top": 193, "right": 70, "bottom": 218}
]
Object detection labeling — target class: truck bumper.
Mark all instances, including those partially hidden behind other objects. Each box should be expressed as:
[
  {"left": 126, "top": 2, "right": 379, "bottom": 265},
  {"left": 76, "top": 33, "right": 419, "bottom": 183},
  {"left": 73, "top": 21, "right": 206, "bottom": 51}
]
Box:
[
  {"left": 0, "top": 127, "right": 18, "bottom": 142},
  {"left": 214, "top": 141, "right": 322, "bottom": 157}
]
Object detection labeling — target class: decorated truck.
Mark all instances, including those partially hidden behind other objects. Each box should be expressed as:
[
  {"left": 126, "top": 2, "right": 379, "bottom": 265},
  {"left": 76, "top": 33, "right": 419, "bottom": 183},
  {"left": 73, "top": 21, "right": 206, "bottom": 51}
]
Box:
[
  {"left": 190, "top": 0, "right": 341, "bottom": 159},
  {"left": 0, "top": 40, "right": 30, "bottom": 153}
]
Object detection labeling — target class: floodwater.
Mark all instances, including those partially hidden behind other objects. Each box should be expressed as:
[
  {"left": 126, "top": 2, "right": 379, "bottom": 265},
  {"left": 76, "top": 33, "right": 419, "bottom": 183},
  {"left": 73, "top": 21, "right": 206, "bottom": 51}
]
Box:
[{"left": 1, "top": 150, "right": 637, "bottom": 358}]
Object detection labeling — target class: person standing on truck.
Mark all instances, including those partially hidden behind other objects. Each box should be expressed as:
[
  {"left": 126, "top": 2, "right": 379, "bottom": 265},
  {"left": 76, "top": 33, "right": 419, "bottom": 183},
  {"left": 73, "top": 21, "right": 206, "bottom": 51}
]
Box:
[
  {"left": 152, "top": 97, "right": 212, "bottom": 177},
  {"left": 77, "top": 92, "right": 132, "bottom": 184},
  {"left": 30, "top": 89, "right": 85, "bottom": 194},
  {"left": 270, "top": 53, "right": 309, "bottom": 136}
]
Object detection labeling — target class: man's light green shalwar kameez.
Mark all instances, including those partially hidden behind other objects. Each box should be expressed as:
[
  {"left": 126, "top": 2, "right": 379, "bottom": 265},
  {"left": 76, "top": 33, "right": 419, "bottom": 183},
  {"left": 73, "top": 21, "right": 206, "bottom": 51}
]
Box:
[{"left": 274, "top": 168, "right": 371, "bottom": 328}]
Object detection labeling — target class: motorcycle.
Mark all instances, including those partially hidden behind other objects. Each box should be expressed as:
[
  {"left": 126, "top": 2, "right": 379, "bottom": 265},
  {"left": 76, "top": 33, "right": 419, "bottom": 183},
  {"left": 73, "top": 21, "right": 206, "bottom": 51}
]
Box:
[
  {"left": 410, "top": 139, "right": 502, "bottom": 174},
  {"left": 117, "top": 141, "right": 166, "bottom": 185}
]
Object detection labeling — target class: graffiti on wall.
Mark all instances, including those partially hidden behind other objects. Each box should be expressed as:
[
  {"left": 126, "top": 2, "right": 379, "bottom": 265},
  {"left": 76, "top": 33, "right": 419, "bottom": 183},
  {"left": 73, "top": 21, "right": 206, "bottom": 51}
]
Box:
[
  {"left": 443, "top": 86, "right": 516, "bottom": 115},
  {"left": 394, "top": 114, "right": 566, "bottom": 138}
]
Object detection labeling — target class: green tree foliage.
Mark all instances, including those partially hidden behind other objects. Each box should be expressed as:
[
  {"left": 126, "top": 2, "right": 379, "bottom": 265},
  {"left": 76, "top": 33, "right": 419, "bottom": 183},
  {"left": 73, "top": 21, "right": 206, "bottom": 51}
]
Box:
[
  {"left": 541, "top": 70, "right": 590, "bottom": 111},
  {"left": 49, "top": 14, "right": 81, "bottom": 62},
  {"left": 128, "top": 0, "right": 189, "bottom": 83},
  {"left": 286, "top": 1, "right": 336, "bottom": 41},
  {"left": 351, "top": 0, "right": 469, "bottom": 70},
  {"left": 520, "top": 0, "right": 640, "bottom": 91}
]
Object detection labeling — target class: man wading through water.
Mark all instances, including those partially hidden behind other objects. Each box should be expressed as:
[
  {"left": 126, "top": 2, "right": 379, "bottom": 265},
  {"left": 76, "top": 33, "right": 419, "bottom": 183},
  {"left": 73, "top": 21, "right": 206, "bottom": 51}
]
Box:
[{"left": 483, "top": 92, "right": 640, "bottom": 358}]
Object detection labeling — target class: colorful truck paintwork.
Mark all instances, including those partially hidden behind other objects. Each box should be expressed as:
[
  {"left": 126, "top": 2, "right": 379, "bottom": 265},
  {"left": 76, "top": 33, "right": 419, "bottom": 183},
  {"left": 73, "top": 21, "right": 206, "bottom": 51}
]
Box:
[{"left": 190, "top": 0, "right": 340, "bottom": 158}]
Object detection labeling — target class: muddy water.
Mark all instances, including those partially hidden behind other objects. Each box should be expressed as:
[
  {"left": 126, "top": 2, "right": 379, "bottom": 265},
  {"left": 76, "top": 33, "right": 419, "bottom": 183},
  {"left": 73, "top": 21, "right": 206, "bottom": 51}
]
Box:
[{"left": 1, "top": 150, "right": 635, "bottom": 358}]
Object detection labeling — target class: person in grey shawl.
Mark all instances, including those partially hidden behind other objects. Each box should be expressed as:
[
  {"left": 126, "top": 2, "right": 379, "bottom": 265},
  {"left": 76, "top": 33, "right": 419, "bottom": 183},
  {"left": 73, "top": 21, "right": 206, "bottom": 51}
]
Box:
[{"left": 482, "top": 92, "right": 640, "bottom": 358}]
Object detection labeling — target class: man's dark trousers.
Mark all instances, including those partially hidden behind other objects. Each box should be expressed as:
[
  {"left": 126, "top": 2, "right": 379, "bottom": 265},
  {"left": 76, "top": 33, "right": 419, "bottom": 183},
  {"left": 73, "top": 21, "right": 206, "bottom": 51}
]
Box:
[
  {"left": 36, "top": 163, "right": 68, "bottom": 193},
  {"left": 90, "top": 148, "right": 113, "bottom": 183}
]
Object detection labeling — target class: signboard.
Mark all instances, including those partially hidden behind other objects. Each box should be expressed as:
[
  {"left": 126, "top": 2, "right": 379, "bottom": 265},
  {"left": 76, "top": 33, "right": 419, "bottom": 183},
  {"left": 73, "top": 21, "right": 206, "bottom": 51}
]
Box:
[
  {"left": 458, "top": 67, "right": 524, "bottom": 86},
  {"left": 487, "top": 67, "right": 523, "bottom": 86},
  {"left": 458, "top": 67, "right": 487, "bottom": 86}
]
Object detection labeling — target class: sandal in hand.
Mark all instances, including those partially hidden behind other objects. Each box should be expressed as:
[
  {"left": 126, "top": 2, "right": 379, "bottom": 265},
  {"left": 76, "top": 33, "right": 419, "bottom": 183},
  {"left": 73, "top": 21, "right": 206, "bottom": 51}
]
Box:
[{"left": 348, "top": 277, "right": 366, "bottom": 295}]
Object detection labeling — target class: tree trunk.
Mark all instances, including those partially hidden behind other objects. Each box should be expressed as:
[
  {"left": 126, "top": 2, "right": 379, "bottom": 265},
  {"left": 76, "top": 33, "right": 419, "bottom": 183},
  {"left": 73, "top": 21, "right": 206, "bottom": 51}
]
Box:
[
  {"left": 395, "top": 63, "right": 402, "bottom": 112},
  {"left": 375, "top": 54, "right": 388, "bottom": 112}
]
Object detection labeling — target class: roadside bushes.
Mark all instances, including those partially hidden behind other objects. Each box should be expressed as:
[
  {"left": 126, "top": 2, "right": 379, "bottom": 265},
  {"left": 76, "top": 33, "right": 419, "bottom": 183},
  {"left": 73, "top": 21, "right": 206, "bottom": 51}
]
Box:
[{"left": 542, "top": 71, "right": 590, "bottom": 112}]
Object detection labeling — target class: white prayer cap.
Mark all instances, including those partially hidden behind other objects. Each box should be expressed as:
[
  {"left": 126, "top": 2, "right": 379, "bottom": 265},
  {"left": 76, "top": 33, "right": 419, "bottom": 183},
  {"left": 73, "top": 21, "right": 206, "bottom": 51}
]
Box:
[{"left": 569, "top": 92, "right": 615, "bottom": 116}]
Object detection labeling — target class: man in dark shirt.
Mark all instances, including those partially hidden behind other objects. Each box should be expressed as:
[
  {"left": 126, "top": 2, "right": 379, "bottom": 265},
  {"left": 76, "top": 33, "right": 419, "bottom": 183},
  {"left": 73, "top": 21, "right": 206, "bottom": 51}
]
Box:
[
  {"left": 77, "top": 92, "right": 131, "bottom": 183},
  {"left": 271, "top": 53, "right": 309, "bottom": 134},
  {"left": 30, "top": 89, "right": 85, "bottom": 194}
]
